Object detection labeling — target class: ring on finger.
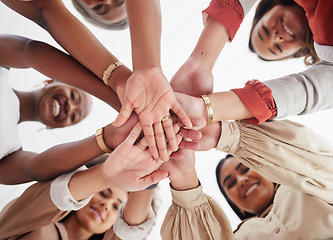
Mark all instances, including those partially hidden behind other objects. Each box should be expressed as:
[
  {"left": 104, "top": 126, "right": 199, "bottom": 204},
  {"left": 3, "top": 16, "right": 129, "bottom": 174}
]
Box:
[
  {"left": 161, "top": 115, "right": 171, "bottom": 123},
  {"left": 137, "top": 142, "right": 148, "bottom": 150}
]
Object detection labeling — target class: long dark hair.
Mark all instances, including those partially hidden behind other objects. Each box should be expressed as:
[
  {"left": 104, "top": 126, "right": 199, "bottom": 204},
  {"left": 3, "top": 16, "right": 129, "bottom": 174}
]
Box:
[
  {"left": 248, "top": 0, "right": 319, "bottom": 65},
  {"left": 216, "top": 155, "right": 256, "bottom": 220}
]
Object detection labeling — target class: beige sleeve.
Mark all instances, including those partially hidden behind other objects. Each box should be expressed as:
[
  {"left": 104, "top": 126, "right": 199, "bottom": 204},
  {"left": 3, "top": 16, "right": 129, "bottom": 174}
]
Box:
[
  {"left": 0, "top": 182, "right": 70, "bottom": 239},
  {"left": 216, "top": 120, "right": 333, "bottom": 203},
  {"left": 160, "top": 185, "right": 233, "bottom": 240}
]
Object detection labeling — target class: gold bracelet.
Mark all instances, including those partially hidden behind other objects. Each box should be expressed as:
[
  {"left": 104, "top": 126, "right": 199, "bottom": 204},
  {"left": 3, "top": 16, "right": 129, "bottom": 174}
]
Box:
[
  {"left": 200, "top": 95, "right": 213, "bottom": 125},
  {"left": 102, "top": 61, "right": 124, "bottom": 86},
  {"left": 95, "top": 127, "right": 112, "bottom": 154}
]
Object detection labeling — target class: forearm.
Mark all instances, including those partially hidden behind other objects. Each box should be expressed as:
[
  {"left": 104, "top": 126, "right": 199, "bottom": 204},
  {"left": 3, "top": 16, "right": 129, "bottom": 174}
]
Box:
[
  {"left": 24, "top": 39, "right": 122, "bottom": 110},
  {"left": 68, "top": 164, "right": 111, "bottom": 201},
  {"left": 1, "top": 0, "right": 131, "bottom": 95},
  {"left": 125, "top": 0, "right": 161, "bottom": 70},
  {"left": 26, "top": 136, "right": 104, "bottom": 181},
  {"left": 190, "top": 17, "right": 229, "bottom": 70},
  {"left": 123, "top": 190, "right": 155, "bottom": 225},
  {"left": 208, "top": 91, "right": 253, "bottom": 122}
]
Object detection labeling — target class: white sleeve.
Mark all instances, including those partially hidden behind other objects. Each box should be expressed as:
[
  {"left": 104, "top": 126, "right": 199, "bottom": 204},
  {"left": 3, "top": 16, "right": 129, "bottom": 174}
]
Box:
[
  {"left": 263, "top": 61, "right": 333, "bottom": 118},
  {"left": 50, "top": 166, "right": 92, "bottom": 211},
  {"left": 113, "top": 200, "right": 155, "bottom": 240}
]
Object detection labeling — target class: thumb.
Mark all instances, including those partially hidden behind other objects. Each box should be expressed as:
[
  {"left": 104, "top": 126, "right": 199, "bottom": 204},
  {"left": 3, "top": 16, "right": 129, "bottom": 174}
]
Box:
[{"left": 113, "top": 100, "right": 133, "bottom": 127}]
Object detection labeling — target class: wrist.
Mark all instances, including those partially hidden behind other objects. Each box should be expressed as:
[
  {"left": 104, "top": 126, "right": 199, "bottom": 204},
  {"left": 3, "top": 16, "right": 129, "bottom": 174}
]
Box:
[
  {"left": 95, "top": 127, "right": 113, "bottom": 154},
  {"left": 170, "top": 168, "right": 199, "bottom": 191},
  {"left": 200, "top": 95, "right": 214, "bottom": 126}
]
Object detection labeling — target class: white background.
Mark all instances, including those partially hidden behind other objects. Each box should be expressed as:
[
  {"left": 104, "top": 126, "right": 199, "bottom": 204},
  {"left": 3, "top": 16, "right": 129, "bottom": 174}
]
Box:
[{"left": 1, "top": 0, "right": 332, "bottom": 238}]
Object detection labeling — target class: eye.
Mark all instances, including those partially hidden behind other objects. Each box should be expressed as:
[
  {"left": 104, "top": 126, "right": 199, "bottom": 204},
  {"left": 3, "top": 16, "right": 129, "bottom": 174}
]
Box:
[
  {"left": 99, "top": 191, "right": 107, "bottom": 198},
  {"left": 242, "top": 167, "right": 249, "bottom": 174},
  {"left": 113, "top": 204, "right": 119, "bottom": 211},
  {"left": 70, "top": 90, "right": 75, "bottom": 101},
  {"left": 71, "top": 113, "right": 75, "bottom": 123},
  {"left": 92, "top": 4, "right": 104, "bottom": 11},
  {"left": 276, "top": 44, "right": 282, "bottom": 53},
  {"left": 262, "top": 26, "right": 269, "bottom": 36},
  {"left": 227, "top": 180, "right": 236, "bottom": 189}
]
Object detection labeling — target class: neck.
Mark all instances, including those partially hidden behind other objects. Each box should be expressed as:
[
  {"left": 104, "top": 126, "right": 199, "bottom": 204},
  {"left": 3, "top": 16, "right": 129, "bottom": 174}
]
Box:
[
  {"left": 63, "top": 214, "right": 93, "bottom": 240},
  {"left": 14, "top": 89, "right": 40, "bottom": 123}
]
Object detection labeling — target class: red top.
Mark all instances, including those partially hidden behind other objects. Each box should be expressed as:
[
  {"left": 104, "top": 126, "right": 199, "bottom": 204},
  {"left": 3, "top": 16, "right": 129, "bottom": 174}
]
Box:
[
  {"left": 295, "top": 0, "right": 333, "bottom": 46},
  {"left": 204, "top": 0, "right": 332, "bottom": 124},
  {"left": 203, "top": 0, "right": 244, "bottom": 41}
]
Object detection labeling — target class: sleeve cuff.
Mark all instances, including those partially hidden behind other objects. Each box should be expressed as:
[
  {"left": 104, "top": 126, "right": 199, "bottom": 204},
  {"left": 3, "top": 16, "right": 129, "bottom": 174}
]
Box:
[
  {"left": 203, "top": 0, "right": 244, "bottom": 41},
  {"left": 50, "top": 166, "right": 92, "bottom": 211},
  {"left": 113, "top": 200, "right": 155, "bottom": 240},
  {"left": 232, "top": 80, "right": 276, "bottom": 124},
  {"left": 170, "top": 183, "right": 209, "bottom": 209}
]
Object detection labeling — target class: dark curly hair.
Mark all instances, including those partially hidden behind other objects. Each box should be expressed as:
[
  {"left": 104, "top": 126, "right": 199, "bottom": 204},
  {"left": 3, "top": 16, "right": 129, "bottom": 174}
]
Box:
[{"left": 248, "top": 0, "right": 319, "bottom": 65}]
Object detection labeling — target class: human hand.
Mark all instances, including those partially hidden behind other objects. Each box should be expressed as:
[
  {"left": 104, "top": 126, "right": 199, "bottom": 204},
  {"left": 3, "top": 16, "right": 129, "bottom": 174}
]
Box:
[
  {"left": 113, "top": 67, "right": 193, "bottom": 161},
  {"left": 102, "top": 122, "right": 183, "bottom": 192},
  {"left": 170, "top": 56, "right": 214, "bottom": 96},
  {"left": 174, "top": 92, "right": 207, "bottom": 130},
  {"left": 159, "top": 149, "right": 199, "bottom": 191},
  {"left": 176, "top": 122, "right": 221, "bottom": 152},
  {"left": 104, "top": 113, "right": 139, "bottom": 150}
]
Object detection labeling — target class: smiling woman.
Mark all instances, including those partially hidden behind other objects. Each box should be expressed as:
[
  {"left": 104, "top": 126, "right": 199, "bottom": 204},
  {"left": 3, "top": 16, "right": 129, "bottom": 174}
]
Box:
[
  {"left": 71, "top": 0, "right": 128, "bottom": 30},
  {"left": 216, "top": 155, "right": 275, "bottom": 220},
  {"left": 249, "top": 0, "right": 318, "bottom": 64},
  {"left": 16, "top": 80, "right": 92, "bottom": 129}
]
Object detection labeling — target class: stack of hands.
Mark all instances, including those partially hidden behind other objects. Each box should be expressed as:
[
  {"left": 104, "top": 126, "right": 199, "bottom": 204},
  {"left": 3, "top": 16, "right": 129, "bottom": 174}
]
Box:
[{"left": 103, "top": 57, "right": 220, "bottom": 192}]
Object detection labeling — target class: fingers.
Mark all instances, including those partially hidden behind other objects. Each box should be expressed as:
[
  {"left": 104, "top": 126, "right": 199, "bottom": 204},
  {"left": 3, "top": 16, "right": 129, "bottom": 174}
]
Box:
[
  {"left": 113, "top": 100, "right": 133, "bottom": 127},
  {"left": 171, "top": 102, "right": 193, "bottom": 129},
  {"left": 139, "top": 170, "right": 169, "bottom": 188},
  {"left": 162, "top": 115, "right": 178, "bottom": 152},
  {"left": 142, "top": 124, "right": 159, "bottom": 159},
  {"left": 180, "top": 128, "right": 202, "bottom": 141},
  {"left": 153, "top": 121, "right": 168, "bottom": 161},
  {"left": 178, "top": 140, "right": 200, "bottom": 151},
  {"left": 125, "top": 122, "right": 143, "bottom": 145}
]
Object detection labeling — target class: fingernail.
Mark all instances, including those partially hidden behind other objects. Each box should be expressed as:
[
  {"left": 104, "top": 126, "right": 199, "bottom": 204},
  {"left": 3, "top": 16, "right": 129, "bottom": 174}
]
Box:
[{"left": 177, "top": 122, "right": 182, "bottom": 128}]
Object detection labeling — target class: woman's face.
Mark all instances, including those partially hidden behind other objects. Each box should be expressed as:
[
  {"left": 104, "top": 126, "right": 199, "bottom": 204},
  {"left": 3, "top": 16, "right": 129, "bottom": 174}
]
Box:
[
  {"left": 219, "top": 157, "right": 275, "bottom": 215},
  {"left": 75, "top": 186, "right": 128, "bottom": 234},
  {"left": 251, "top": 5, "right": 308, "bottom": 60},
  {"left": 37, "top": 81, "right": 92, "bottom": 129},
  {"left": 77, "top": 0, "right": 126, "bottom": 24}
]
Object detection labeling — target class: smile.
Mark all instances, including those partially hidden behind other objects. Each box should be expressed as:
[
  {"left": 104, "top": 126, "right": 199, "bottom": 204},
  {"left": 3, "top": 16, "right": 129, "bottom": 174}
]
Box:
[
  {"left": 244, "top": 183, "right": 259, "bottom": 198},
  {"left": 91, "top": 206, "right": 104, "bottom": 222},
  {"left": 281, "top": 20, "right": 295, "bottom": 37},
  {"left": 52, "top": 99, "right": 61, "bottom": 118}
]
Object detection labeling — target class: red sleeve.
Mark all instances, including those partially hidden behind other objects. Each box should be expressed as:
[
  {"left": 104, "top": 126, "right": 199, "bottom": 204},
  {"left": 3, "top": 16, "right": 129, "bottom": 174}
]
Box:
[
  {"left": 203, "top": 0, "right": 244, "bottom": 41},
  {"left": 231, "top": 80, "right": 277, "bottom": 124}
]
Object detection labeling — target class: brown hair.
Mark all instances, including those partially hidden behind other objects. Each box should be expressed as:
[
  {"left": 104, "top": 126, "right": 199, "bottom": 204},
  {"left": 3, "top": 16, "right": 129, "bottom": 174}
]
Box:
[
  {"left": 248, "top": 0, "right": 319, "bottom": 65},
  {"left": 71, "top": 0, "right": 128, "bottom": 30}
]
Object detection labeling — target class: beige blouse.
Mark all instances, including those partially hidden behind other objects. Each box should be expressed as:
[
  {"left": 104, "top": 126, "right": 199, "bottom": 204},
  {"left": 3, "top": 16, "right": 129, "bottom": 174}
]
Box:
[
  {"left": 161, "top": 120, "right": 333, "bottom": 239},
  {"left": 0, "top": 181, "right": 120, "bottom": 240}
]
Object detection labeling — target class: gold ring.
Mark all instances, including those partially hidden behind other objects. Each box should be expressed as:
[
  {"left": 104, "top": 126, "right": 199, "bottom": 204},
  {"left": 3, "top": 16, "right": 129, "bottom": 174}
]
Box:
[
  {"left": 161, "top": 115, "right": 171, "bottom": 123},
  {"left": 137, "top": 142, "right": 147, "bottom": 150}
]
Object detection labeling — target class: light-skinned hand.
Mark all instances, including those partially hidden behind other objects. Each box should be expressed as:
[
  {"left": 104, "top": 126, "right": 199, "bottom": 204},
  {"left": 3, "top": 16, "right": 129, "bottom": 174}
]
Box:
[
  {"left": 102, "top": 122, "right": 183, "bottom": 191},
  {"left": 113, "top": 67, "right": 193, "bottom": 161},
  {"left": 170, "top": 56, "right": 214, "bottom": 97}
]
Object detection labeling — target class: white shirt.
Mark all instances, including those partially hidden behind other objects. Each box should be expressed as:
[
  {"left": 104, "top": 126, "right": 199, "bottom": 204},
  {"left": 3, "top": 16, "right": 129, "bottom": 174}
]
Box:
[{"left": 0, "top": 67, "right": 21, "bottom": 159}]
